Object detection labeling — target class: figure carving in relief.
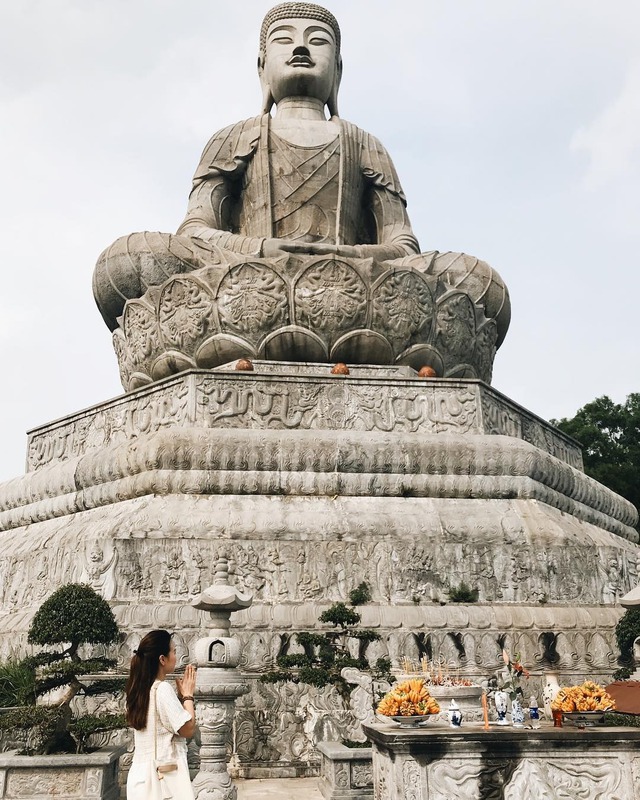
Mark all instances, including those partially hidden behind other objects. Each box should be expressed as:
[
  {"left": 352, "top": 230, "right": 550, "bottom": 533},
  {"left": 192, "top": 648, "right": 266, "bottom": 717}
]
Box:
[
  {"left": 158, "top": 549, "right": 186, "bottom": 598},
  {"left": 82, "top": 543, "right": 117, "bottom": 600},
  {"left": 262, "top": 547, "right": 291, "bottom": 599},
  {"left": 159, "top": 573, "right": 171, "bottom": 596},
  {"left": 330, "top": 550, "right": 348, "bottom": 600},
  {"left": 190, "top": 548, "right": 208, "bottom": 594},
  {"left": 390, "top": 547, "right": 408, "bottom": 601},
  {"left": 371, "top": 542, "right": 391, "bottom": 602},
  {"left": 601, "top": 556, "right": 623, "bottom": 604},
  {"left": 405, "top": 544, "right": 434, "bottom": 599},
  {"left": 235, "top": 545, "right": 267, "bottom": 594},
  {"left": 498, "top": 555, "right": 520, "bottom": 602},
  {"left": 120, "top": 549, "right": 144, "bottom": 594},
  {"left": 297, "top": 549, "right": 321, "bottom": 599}
]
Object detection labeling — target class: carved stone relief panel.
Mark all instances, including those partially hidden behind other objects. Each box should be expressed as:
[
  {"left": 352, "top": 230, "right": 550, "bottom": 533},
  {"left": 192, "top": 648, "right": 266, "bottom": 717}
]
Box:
[
  {"left": 27, "top": 378, "right": 192, "bottom": 470},
  {"left": 351, "top": 760, "right": 374, "bottom": 789},
  {"left": 6, "top": 768, "right": 84, "bottom": 797}
]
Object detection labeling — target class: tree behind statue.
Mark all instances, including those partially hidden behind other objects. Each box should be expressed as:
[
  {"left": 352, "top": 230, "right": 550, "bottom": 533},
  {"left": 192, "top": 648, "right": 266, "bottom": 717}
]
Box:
[{"left": 553, "top": 393, "right": 640, "bottom": 528}]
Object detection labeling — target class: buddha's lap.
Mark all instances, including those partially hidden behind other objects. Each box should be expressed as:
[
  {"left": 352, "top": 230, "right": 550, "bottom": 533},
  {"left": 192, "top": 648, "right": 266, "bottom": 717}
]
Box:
[{"left": 94, "top": 231, "right": 509, "bottom": 341}]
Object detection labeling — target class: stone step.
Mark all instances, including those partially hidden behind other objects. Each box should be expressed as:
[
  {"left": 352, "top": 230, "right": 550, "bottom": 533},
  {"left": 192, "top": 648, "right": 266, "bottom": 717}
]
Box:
[{"left": 236, "top": 777, "right": 322, "bottom": 799}]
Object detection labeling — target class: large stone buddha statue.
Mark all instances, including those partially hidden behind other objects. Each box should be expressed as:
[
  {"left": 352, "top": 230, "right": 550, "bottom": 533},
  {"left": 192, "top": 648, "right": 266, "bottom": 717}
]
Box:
[{"left": 94, "top": 2, "right": 510, "bottom": 390}]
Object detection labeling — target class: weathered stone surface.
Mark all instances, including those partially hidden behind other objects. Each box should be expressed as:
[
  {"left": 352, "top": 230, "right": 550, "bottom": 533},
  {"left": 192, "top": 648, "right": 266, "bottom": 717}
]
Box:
[
  {"left": 24, "top": 368, "right": 582, "bottom": 471},
  {"left": 0, "top": 747, "right": 124, "bottom": 800},
  {"left": 363, "top": 723, "right": 640, "bottom": 800},
  {"left": 3, "top": 369, "right": 634, "bottom": 545},
  {"left": 317, "top": 742, "right": 373, "bottom": 800}
]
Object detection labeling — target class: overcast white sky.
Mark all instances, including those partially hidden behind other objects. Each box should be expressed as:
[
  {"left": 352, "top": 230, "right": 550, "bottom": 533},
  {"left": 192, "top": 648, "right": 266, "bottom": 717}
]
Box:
[{"left": 0, "top": 1, "right": 638, "bottom": 481}]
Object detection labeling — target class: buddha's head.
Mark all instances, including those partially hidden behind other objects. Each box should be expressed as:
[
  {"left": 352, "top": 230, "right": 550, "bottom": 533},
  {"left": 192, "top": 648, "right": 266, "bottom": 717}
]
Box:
[{"left": 259, "top": 2, "right": 342, "bottom": 116}]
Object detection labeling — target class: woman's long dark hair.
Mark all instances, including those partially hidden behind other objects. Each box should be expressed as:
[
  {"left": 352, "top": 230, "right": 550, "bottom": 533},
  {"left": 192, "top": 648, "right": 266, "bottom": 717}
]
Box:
[{"left": 125, "top": 629, "right": 172, "bottom": 730}]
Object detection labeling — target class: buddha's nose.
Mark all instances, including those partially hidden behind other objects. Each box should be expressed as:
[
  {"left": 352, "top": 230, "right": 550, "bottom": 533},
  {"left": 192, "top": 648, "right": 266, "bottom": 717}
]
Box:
[{"left": 292, "top": 45, "right": 311, "bottom": 57}]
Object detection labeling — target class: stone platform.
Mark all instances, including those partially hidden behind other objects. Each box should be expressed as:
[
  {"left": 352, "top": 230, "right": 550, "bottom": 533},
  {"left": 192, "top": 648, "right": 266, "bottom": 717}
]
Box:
[
  {"left": 0, "top": 364, "right": 637, "bottom": 776},
  {"left": 363, "top": 721, "right": 640, "bottom": 799}
]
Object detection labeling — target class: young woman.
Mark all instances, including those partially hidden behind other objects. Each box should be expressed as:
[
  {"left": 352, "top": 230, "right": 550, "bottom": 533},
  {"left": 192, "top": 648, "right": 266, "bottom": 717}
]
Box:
[{"left": 125, "top": 629, "right": 197, "bottom": 799}]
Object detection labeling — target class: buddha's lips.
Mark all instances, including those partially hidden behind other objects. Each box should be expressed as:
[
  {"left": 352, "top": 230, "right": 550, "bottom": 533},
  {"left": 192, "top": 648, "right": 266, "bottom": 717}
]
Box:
[{"left": 287, "top": 56, "right": 314, "bottom": 67}]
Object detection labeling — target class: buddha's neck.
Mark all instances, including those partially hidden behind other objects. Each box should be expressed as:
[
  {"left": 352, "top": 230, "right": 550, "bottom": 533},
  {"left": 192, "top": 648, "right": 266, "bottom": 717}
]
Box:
[{"left": 274, "top": 97, "right": 327, "bottom": 121}]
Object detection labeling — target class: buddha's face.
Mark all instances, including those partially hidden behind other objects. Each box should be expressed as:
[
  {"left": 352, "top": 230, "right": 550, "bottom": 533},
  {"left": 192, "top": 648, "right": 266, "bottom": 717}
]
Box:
[{"left": 262, "top": 17, "right": 338, "bottom": 105}]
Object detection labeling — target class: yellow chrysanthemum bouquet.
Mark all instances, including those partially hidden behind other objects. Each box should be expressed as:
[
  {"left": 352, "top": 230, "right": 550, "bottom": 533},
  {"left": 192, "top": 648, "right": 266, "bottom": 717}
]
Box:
[
  {"left": 551, "top": 681, "right": 615, "bottom": 713},
  {"left": 376, "top": 678, "right": 441, "bottom": 717}
]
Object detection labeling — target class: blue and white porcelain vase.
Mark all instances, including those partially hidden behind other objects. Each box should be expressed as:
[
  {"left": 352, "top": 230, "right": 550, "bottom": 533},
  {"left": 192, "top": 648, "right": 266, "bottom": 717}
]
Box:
[
  {"left": 448, "top": 699, "right": 463, "bottom": 728},
  {"left": 494, "top": 690, "right": 509, "bottom": 725},
  {"left": 511, "top": 697, "right": 525, "bottom": 727}
]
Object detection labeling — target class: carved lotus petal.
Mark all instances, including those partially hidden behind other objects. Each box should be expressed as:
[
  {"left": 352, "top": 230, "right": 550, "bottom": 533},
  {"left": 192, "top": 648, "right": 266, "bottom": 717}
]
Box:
[
  {"left": 372, "top": 270, "right": 434, "bottom": 348},
  {"left": 196, "top": 334, "right": 256, "bottom": 368},
  {"left": 330, "top": 329, "right": 393, "bottom": 365},
  {"left": 158, "top": 276, "right": 214, "bottom": 351},
  {"left": 217, "top": 263, "right": 288, "bottom": 342},
  {"left": 294, "top": 259, "right": 367, "bottom": 343},
  {"left": 435, "top": 291, "right": 477, "bottom": 367},
  {"left": 259, "top": 325, "right": 328, "bottom": 362},
  {"left": 122, "top": 299, "right": 159, "bottom": 363},
  {"left": 151, "top": 350, "right": 197, "bottom": 381},
  {"left": 395, "top": 344, "right": 444, "bottom": 376}
]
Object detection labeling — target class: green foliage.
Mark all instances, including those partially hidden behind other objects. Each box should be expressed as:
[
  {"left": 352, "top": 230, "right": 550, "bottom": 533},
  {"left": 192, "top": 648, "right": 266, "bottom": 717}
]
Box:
[
  {"left": 260, "top": 582, "right": 387, "bottom": 704},
  {"left": 69, "top": 713, "right": 126, "bottom": 754},
  {"left": 615, "top": 607, "right": 640, "bottom": 669},
  {"left": 28, "top": 583, "right": 120, "bottom": 653},
  {"left": 1, "top": 583, "right": 125, "bottom": 754},
  {"left": 604, "top": 712, "right": 640, "bottom": 727},
  {"left": 0, "top": 707, "right": 126, "bottom": 754},
  {"left": 448, "top": 582, "right": 479, "bottom": 603},
  {"left": 552, "top": 394, "right": 640, "bottom": 527},
  {"left": 35, "top": 659, "right": 120, "bottom": 697},
  {"left": 349, "top": 582, "right": 372, "bottom": 606},
  {"left": 0, "top": 657, "right": 36, "bottom": 707},
  {"left": 319, "top": 603, "right": 361, "bottom": 628},
  {"left": 0, "top": 706, "right": 67, "bottom": 754}
]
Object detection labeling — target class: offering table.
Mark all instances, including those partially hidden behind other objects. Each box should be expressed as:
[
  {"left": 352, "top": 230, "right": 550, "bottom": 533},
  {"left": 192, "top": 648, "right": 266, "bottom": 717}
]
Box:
[{"left": 362, "top": 721, "right": 640, "bottom": 799}]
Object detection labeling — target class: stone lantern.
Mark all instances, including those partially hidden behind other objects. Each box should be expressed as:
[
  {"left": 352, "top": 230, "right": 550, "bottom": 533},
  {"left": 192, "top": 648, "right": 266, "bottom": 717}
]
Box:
[{"left": 191, "top": 553, "right": 252, "bottom": 800}]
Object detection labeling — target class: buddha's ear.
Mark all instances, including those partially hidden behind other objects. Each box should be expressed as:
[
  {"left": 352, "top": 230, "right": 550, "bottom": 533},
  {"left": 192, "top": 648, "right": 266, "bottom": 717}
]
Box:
[
  {"left": 258, "top": 55, "right": 274, "bottom": 114},
  {"left": 327, "top": 56, "right": 343, "bottom": 118}
]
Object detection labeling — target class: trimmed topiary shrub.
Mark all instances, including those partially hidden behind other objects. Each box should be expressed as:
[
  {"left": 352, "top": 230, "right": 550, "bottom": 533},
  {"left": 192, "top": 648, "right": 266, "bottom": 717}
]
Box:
[
  {"left": 0, "top": 583, "right": 125, "bottom": 754},
  {"left": 260, "top": 582, "right": 393, "bottom": 703}
]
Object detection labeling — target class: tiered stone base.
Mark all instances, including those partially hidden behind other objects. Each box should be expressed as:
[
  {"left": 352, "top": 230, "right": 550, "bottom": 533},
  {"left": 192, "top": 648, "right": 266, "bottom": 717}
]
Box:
[{"left": 0, "top": 365, "right": 636, "bottom": 775}]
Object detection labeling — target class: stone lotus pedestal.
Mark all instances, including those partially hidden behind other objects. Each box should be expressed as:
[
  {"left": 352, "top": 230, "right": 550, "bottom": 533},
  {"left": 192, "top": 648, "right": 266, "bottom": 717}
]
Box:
[{"left": 191, "top": 556, "right": 252, "bottom": 800}]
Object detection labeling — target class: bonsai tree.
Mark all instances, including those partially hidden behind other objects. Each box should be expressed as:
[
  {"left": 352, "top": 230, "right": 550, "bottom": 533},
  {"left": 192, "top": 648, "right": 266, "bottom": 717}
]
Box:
[
  {"left": 261, "top": 583, "right": 393, "bottom": 705},
  {"left": 0, "top": 583, "right": 125, "bottom": 754},
  {"left": 613, "top": 607, "right": 640, "bottom": 680}
]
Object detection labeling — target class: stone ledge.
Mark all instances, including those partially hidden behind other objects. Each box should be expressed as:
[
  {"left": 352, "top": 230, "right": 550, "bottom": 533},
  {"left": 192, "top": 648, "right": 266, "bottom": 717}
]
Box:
[
  {"left": 317, "top": 742, "right": 372, "bottom": 761},
  {"left": 0, "top": 430, "right": 635, "bottom": 537},
  {"left": 24, "top": 371, "right": 582, "bottom": 471}
]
